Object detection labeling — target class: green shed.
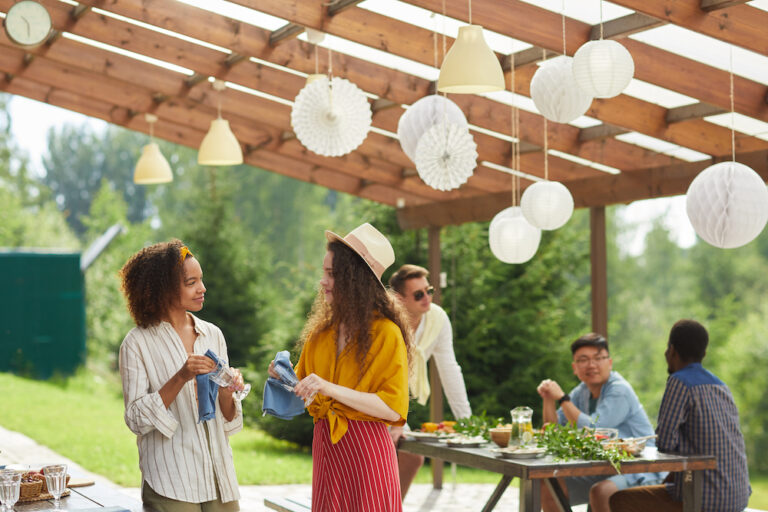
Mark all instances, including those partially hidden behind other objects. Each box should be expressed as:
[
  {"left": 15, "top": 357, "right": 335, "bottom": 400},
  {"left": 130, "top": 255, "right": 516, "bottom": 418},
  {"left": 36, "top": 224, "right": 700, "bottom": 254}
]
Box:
[{"left": 0, "top": 251, "right": 86, "bottom": 378}]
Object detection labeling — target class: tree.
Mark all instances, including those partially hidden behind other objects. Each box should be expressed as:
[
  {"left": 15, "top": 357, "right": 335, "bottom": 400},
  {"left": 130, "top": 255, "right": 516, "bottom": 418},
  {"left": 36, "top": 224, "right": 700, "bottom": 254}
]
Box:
[{"left": 42, "top": 124, "right": 158, "bottom": 235}]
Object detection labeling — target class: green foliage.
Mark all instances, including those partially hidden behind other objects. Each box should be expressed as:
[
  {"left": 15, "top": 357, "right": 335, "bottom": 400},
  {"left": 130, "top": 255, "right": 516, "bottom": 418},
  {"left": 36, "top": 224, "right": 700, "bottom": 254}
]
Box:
[
  {"left": 537, "top": 423, "right": 630, "bottom": 473},
  {"left": 42, "top": 124, "right": 155, "bottom": 235},
  {"left": 454, "top": 412, "right": 504, "bottom": 440}
]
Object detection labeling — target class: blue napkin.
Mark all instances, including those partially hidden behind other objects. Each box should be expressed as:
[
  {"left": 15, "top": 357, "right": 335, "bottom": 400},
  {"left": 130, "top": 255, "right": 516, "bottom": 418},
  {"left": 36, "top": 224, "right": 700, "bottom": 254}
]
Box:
[
  {"left": 262, "top": 350, "right": 306, "bottom": 420},
  {"left": 196, "top": 349, "right": 221, "bottom": 423}
]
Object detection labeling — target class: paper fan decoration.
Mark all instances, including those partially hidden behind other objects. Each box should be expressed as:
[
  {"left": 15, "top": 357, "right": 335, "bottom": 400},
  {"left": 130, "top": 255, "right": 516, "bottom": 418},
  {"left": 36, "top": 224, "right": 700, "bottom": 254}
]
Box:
[
  {"left": 397, "top": 95, "right": 468, "bottom": 163},
  {"left": 414, "top": 122, "right": 477, "bottom": 191},
  {"left": 291, "top": 76, "right": 372, "bottom": 157}
]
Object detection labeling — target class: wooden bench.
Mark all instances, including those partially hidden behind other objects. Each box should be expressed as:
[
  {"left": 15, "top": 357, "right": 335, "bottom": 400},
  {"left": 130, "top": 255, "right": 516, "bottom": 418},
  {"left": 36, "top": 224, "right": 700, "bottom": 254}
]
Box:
[{"left": 264, "top": 496, "right": 311, "bottom": 512}]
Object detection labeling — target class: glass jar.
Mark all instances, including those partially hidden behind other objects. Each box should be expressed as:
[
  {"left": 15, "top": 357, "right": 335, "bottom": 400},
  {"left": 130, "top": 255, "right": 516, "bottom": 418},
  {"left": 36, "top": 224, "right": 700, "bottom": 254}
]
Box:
[{"left": 510, "top": 406, "right": 534, "bottom": 446}]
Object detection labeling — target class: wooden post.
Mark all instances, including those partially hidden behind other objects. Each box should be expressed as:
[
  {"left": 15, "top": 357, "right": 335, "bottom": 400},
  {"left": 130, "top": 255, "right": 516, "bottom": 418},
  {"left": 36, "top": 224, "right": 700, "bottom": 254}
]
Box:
[
  {"left": 427, "top": 226, "right": 444, "bottom": 489},
  {"left": 590, "top": 207, "right": 608, "bottom": 338}
]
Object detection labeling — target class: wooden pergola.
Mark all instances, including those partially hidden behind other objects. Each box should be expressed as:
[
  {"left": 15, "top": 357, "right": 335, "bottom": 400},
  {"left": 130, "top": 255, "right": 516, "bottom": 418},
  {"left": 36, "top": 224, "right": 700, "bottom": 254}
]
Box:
[{"left": 3, "top": 0, "right": 767, "bottom": 486}]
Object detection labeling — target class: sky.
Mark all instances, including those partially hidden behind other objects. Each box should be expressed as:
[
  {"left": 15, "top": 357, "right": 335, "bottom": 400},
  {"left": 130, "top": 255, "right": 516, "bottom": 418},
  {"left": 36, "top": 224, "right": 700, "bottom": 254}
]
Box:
[{"left": 6, "top": 94, "right": 696, "bottom": 256}]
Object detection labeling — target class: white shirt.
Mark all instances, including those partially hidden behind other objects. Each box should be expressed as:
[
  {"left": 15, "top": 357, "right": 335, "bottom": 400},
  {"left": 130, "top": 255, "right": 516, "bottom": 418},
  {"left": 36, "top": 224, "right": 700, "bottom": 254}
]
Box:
[
  {"left": 414, "top": 304, "right": 472, "bottom": 419},
  {"left": 119, "top": 314, "right": 242, "bottom": 504}
]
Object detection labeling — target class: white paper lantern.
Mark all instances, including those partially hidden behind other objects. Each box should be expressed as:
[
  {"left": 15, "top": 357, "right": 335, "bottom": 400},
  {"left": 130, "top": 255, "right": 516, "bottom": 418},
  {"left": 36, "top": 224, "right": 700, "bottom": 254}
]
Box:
[
  {"left": 291, "top": 76, "right": 372, "bottom": 157},
  {"left": 530, "top": 57, "right": 593, "bottom": 124},
  {"left": 489, "top": 206, "right": 542, "bottom": 264},
  {"left": 414, "top": 122, "right": 477, "bottom": 191},
  {"left": 686, "top": 161, "right": 768, "bottom": 249},
  {"left": 572, "top": 40, "right": 634, "bottom": 99},
  {"left": 397, "top": 95, "right": 468, "bottom": 163},
  {"left": 520, "top": 180, "right": 574, "bottom": 230}
]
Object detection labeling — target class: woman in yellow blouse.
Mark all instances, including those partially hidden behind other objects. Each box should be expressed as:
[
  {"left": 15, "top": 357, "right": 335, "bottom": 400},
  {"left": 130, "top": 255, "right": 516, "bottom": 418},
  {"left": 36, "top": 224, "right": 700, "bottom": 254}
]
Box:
[{"left": 269, "top": 223, "right": 412, "bottom": 511}]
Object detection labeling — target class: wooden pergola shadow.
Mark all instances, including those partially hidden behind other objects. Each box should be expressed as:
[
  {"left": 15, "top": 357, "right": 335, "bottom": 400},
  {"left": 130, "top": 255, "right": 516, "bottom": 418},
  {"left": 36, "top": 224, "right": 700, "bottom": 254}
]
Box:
[{"left": 2, "top": 0, "right": 767, "bottom": 487}]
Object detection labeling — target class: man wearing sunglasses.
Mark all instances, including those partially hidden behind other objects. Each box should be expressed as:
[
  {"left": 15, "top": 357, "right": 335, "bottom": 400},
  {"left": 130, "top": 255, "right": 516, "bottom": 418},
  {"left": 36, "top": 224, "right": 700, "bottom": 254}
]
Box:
[
  {"left": 536, "top": 333, "right": 664, "bottom": 512},
  {"left": 387, "top": 264, "right": 472, "bottom": 499}
]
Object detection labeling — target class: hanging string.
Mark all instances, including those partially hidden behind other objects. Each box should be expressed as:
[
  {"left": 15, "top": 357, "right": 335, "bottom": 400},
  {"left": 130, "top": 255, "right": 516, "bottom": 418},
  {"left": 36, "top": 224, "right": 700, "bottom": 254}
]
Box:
[
  {"left": 599, "top": 0, "right": 604, "bottom": 40},
  {"left": 510, "top": 50, "right": 521, "bottom": 206},
  {"left": 729, "top": 45, "right": 736, "bottom": 162},
  {"left": 468, "top": 0, "right": 472, "bottom": 25},
  {"left": 562, "top": 0, "right": 567, "bottom": 56},
  {"left": 442, "top": 0, "right": 447, "bottom": 61},
  {"left": 328, "top": 47, "right": 333, "bottom": 78},
  {"left": 544, "top": 118, "right": 549, "bottom": 181},
  {"left": 314, "top": 45, "right": 319, "bottom": 74}
]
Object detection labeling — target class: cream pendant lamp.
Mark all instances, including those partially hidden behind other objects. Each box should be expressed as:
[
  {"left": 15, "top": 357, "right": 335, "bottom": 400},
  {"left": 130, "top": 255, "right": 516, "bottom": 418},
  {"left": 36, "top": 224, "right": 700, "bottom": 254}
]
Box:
[
  {"left": 437, "top": 1, "right": 504, "bottom": 93},
  {"left": 198, "top": 79, "right": 243, "bottom": 166},
  {"left": 134, "top": 113, "right": 172, "bottom": 184}
]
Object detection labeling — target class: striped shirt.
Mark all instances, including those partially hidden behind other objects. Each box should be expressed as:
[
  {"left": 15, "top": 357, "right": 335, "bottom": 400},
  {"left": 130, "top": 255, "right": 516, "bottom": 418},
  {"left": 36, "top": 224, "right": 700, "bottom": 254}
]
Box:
[
  {"left": 119, "top": 314, "right": 242, "bottom": 504},
  {"left": 657, "top": 363, "right": 750, "bottom": 512}
]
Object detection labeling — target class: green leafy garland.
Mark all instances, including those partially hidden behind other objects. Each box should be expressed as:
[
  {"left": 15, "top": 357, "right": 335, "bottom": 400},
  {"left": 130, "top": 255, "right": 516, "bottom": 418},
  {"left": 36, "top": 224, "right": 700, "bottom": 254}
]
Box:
[
  {"left": 536, "top": 423, "right": 631, "bottom": 473},
  {"left": 454, "top": 412, "right": 505, "bottom": 441}
]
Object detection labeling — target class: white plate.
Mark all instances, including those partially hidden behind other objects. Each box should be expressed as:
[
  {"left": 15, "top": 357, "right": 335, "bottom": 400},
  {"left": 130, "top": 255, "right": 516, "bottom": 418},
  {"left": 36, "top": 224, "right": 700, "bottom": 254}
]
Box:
[
  {"left": 405, "top": 431, "right": 457, "bottom": 441},
  {"left": 492, "top": 447, "right": 547, "bottom": 459},
  {"left": 443, "top": 436, "right": 487, "bottom": 448}
]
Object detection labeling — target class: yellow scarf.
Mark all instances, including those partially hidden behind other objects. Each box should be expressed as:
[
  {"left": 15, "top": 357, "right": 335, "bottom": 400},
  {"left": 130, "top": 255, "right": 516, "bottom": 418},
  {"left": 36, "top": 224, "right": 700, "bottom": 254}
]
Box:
[{"left": 409, "top": 304, "right": 444, "bottom": 405}]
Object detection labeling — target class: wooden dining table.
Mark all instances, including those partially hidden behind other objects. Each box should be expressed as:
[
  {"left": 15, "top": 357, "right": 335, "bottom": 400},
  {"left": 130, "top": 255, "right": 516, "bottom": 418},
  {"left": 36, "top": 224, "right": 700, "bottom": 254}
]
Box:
[
  {"left": 14, "top": 480, "right": 153, "bottom": 512},
  {"left": 399, "top": 439, "right": 716, "bottom": 512}
]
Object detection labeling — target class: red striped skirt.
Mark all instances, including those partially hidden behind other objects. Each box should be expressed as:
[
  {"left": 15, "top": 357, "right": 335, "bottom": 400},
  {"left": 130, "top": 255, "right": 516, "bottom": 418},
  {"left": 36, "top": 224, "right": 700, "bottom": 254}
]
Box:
[{"left": 312, "top": 418, "right": 402, "bottom": 512}]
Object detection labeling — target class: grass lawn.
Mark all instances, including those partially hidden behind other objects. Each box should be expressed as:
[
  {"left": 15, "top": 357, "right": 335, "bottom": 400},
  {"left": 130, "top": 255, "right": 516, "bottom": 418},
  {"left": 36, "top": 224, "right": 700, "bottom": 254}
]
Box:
[{"left": 2, "top": 371, "right": 767, "bottom": 503}]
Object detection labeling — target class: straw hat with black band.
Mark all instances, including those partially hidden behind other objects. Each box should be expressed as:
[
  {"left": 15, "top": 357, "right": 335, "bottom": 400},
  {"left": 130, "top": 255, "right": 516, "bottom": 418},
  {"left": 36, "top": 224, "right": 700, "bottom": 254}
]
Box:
[{"left": 325, "top": 223, "right": 395, "bottom": 289}]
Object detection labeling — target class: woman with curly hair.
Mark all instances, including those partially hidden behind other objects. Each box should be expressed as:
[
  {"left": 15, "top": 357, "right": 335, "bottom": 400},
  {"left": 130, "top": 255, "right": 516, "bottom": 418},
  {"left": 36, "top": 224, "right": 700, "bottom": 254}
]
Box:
[
  {"left": 269, "top": 223, "right": 412, "bottom": 511},
  {"left": 119, "top": 239, "right": 244, "bottom": 512}
]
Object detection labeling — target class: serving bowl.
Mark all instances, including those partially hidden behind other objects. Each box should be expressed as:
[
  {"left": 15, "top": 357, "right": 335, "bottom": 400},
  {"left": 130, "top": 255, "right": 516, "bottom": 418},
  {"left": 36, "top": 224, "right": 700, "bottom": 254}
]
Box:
[{"left": 489, "top": 427, "right": 512, "bottom": 448}]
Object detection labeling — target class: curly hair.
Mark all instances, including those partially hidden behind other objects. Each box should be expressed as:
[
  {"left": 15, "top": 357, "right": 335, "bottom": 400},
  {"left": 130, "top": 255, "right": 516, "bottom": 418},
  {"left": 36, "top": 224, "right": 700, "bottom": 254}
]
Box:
[
  {"left": 120, "top": 239, "right": 190, "bottom": 328},
  {"left": 299, "top": 241, "right": 413, "bottom": 378}
]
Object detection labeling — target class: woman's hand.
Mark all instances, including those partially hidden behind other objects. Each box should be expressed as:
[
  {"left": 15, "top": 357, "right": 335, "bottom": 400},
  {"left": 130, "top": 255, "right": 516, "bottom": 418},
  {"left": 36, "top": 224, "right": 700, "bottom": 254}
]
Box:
[
  {"left": 178, "top": 355, "right": 217, "bottom": 382},
  {"left": 294, "top": 373, "right": 326, "bottom": 402},
  {"left": 227, "top": 367, "right": 245, "bottom": 392},
  {"left": 268, "top": 360, "right": 280, "bottom": 379}
]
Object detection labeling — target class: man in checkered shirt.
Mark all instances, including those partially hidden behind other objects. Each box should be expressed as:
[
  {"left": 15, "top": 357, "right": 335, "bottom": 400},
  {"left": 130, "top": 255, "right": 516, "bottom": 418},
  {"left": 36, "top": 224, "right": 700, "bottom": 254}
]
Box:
[{"left": 610, "top": 319, "right": 751, "bottom": 512}]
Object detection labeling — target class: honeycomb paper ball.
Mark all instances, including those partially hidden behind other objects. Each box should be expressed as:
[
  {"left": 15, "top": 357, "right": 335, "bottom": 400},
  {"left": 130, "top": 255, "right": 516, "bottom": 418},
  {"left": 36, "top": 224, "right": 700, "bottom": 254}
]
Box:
[
  {"left": 414, "top": 122, "right": 477, "bottom": 191},
  {"left": 686, "top": 161, "right": 768, "bottom": 249},
  {"left": 489, "top": 206, "right": 542, "bottom": 264},
  {"left": 572, "top": 39, "right": 634, "bottom": 99},
  {"left": 530, "top": 57, "right": 593, "bottom": 123},
  {"left": 291, "top": 76, "right": 372, "bottom": 157},
  {"left": 520, "top": 180, "right": 574, "bottom": 230},
  {"left": 397, "top": 95, "right": 468, "bottom": 163}
]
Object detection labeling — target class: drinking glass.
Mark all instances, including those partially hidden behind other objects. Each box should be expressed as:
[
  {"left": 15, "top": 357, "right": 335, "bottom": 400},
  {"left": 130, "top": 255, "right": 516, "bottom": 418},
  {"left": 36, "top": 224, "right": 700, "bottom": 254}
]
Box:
[
  {"left": 0, "top": 470, "right": 21, "bottom": 512},
  {"left": 209, "top": 361, "right": 251, "bottom": 401},
  {"left": 275, "top": 380, "right": 316, "bottom": 407},
  {"left": 42, "top": 464, "right": 67, "bottom": 510}
]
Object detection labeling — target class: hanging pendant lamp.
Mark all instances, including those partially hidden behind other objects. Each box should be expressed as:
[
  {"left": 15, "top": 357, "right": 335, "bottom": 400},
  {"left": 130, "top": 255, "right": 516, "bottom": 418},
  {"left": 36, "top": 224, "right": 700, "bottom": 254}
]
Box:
[
  {"left": 438, "top": 25, "right": 504, "bottom": 94},
  {"left": 198, "top": 79, "right": 243, "bottom": 166},
  {"left": 134, "top": 113, "right": 172, "bottom": 184}
]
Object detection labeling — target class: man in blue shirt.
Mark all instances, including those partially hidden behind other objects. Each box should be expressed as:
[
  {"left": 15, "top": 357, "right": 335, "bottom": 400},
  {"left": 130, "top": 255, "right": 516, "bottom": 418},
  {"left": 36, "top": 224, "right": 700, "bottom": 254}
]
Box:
[
  {"left": 537, "top": 333, "right": 664, "bottom": 512},
  {"left": 610, "top": 319, "right": 751, "bottom": 512}
]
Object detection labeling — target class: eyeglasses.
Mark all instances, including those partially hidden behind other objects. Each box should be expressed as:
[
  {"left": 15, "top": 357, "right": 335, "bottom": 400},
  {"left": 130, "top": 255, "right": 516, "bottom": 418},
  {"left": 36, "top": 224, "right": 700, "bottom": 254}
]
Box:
[
  {"left": 574, "top": 355, "right": 610, "bottom": 367},
  {"left": 413, "top": 286, "right": 435, "bottom": 301}
]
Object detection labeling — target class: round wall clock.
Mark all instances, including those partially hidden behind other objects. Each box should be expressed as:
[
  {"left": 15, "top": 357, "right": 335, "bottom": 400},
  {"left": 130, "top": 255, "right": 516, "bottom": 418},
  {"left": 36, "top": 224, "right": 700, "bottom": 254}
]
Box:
[{"left": 3, "top": 1, "right": 53, "bottom": 48}]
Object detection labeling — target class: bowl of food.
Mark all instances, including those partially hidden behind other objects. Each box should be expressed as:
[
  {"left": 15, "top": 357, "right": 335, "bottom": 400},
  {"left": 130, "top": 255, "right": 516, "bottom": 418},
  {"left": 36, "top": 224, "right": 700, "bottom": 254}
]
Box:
[
  {"left": 592, "top": 427, "right": 619, "bottom": 441},
  {"left": 603, "top": 437, "right": 647, "bottom": 456},
  {"left": 489, "top": 426, "right": 512, "bottom": 448}
]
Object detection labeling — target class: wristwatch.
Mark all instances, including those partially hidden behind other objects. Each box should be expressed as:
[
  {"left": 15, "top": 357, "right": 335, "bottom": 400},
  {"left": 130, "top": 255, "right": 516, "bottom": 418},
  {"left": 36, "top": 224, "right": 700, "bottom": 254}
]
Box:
[{"left": 558, "top": 393, "right": 571, "bottom": 406}]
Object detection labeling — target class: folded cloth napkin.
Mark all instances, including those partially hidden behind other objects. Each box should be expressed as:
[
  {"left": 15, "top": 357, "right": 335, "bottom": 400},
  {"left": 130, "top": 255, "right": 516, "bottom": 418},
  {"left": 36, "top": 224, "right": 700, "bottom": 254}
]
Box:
[
  {"left": 196, "top": 349, "right": 221, "bottom": 423},
  {"left": 262, "top": 350, "right": 305, "bottom": 420}
]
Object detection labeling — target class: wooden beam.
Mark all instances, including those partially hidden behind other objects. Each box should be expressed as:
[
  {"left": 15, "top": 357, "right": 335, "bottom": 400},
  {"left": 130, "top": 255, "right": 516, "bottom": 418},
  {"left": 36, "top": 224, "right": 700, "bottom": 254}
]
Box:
[
  {"left": 427, "top": 225, "right": 443, "bottom": 489},
  {"left": 55, "top": 0, "right": 695, "bottom": 173},
  {"left": 396, "top": 149, "right": 768, "bottom": 228},
  {"left": 608, "top": 0, "right": 768, "bottom": 59},
  {"left": 700, "top": 0, "right": 749, "bottom": 10},
  {"left": 665, "top": 103, "right": 727, "bottom": 124},
  {"left": 579, "top": 124, "right": 630, "bottom": 143},
  {"left": 269, "top": 23, "right": 304, "bottom": 46},
  {"left": 327, "top": 0, "right": 365, "bottom": 16},
  {"left": 590, "top": 207, "right": 608, "bottom": 338},
  {"left": 502, "top": 46, "right": 559, "bottom": 70},
  {"left": 589, "top": 12, "right": 665, "bottom": 40}
]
